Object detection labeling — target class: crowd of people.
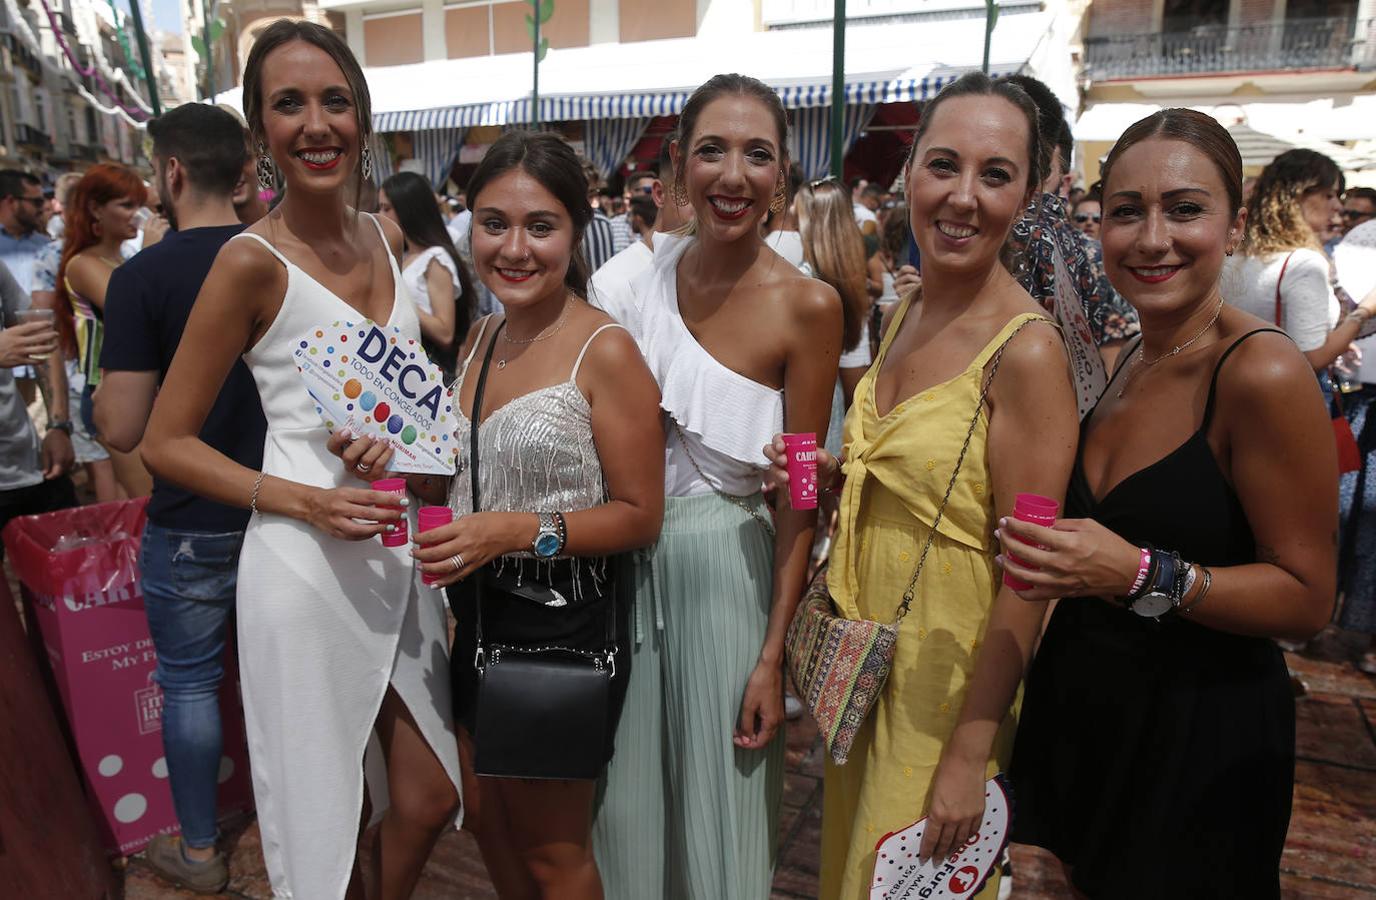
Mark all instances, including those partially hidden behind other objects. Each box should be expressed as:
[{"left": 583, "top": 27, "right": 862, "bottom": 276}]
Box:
[{"left": 6, "top": 13, "right": 1376, "bottom": 900}]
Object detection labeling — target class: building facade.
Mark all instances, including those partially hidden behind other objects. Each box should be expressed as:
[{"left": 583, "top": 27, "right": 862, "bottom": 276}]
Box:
[
  {"left": 0, "top": 0, "right": 164, "bottom": 176},
  {"left": 1074, "top": 0, "right": 1376, "bottom": 182}
]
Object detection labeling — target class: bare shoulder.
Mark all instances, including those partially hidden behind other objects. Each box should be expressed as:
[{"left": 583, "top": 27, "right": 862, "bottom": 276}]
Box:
[
  {"left": 370, "top": 213, "right": 405, "bottom": 262},
  {"left": 1214, "top": 328, "right": 1316, "bottom": 413},
  {"left": 775, "top": 273, "right": 842, "bottom": 326},
  {"left": 574, "top": 305, "right": 643, "bottom": 370},
  {"left": 209, "top": 233, "right": 285, "bottom": 284},
  {"left": 995, "top": 316, "right": 1068, "bottom": 379}
]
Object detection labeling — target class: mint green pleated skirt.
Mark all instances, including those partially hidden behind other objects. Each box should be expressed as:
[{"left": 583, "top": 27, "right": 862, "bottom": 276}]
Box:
[{"left": 593, "top": 491, "right": 784, "bottom": 900}]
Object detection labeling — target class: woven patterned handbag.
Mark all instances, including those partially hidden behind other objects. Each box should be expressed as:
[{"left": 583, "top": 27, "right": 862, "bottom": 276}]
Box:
[{"left": 785, "top": 322, "right": 1029, "bottom": 765}]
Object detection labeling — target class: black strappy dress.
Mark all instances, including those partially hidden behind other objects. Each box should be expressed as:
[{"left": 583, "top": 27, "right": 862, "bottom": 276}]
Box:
[{"left": 1010, "top": 329, "right": 1295, "bottom": 899}]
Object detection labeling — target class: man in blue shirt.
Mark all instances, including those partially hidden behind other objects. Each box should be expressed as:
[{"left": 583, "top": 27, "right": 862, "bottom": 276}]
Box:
[
  {"left": 0, "top": 169, "right": 53, "bottom": 292},
  {"left": 94, "top": 103, "right": 265, "bottom": 894}
]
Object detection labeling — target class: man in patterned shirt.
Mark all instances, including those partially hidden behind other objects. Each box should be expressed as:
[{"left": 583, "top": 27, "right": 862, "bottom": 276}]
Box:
[{"left": 1002, "top": 76, "right": 1140, "bottom": 376}]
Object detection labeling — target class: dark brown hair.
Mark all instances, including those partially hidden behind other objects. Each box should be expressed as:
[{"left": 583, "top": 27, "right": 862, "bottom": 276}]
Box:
[
  {"left": 466, "top": 130, "right": 592, "bottom": 300},
  {"left": 1100, "top": 109, "right": 1244, "bottom": 216},
  {"left": 241, "top": 19, "right": 372, "bottom": 206}
]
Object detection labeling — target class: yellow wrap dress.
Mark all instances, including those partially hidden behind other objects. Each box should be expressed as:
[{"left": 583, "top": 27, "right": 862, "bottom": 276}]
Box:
[{"left": 819, "top": 301, "right": 1050, "bottom": 900}]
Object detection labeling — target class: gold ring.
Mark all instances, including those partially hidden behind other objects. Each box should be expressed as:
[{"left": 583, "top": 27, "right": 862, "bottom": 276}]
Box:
[{"left": 450, "top": 554, "right": 465, "bottom": 571}]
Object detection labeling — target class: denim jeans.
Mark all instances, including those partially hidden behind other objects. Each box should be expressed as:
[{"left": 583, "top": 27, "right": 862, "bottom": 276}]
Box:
[{"left": 140, "top": 523, "right": 243, "bottom": 849}]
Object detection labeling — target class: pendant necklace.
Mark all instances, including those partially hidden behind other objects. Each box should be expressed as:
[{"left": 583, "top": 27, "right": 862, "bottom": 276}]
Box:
[
  {"left": 496, "top": 299, "right": 571, "bottom": 369},
  {"left": 1117, "top": 297, "right": 1224, "bottom": 399}
]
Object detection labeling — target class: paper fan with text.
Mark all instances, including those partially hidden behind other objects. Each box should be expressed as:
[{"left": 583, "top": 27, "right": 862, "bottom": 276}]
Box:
[
  {"left": 293, "top": 320, "right": 456, "bottom": 476},
  {"left": 870, "top": 776, "right": 1012, "bottom": 900}
]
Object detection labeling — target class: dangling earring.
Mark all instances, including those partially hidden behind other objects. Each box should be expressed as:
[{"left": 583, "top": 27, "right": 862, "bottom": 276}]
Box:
[
  {"left": 361, "top": 143, "right": 375, "bottom": 183},
  {"left": 672, "top": 179, "right": 689, "bottom": 208},
  {"left": 1225, "top": 247, "right": 1235, "bottom": 257},
  {"left": 256, "top": 140, "right": 277, "bottom": 192},
  {"left": 769, "top": 173, "right": 787, "bottom": 216}
]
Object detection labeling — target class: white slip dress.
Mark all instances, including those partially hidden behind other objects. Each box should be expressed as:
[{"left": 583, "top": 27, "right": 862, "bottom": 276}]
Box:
[{"left": 233, "top": 215, "right": 463, "bottom": 899}]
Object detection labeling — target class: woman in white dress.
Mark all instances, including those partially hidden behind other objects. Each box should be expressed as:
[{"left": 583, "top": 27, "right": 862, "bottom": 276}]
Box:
[
  {"left": 378, "top": 170, "right": 474, "bottom": 376},
  {"left": 142, "top": 20, "right": 462, "bottom": 899}
]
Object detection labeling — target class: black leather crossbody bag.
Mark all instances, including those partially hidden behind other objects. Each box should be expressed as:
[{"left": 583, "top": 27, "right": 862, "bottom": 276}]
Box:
[{"left": 465, "top": 322, "right": 618, "bottom": 780}]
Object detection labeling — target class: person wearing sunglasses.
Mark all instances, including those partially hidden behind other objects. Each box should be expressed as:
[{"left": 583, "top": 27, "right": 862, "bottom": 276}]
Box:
[
  {"left": 0, "top": 170, "right": 54, "bottom": 291},
  {"left": 1342, "top": 187, "right": 1376, "bottom": 236},
  {"left": 1071, "top": 191, "right": 1102, "bottom": 240}
]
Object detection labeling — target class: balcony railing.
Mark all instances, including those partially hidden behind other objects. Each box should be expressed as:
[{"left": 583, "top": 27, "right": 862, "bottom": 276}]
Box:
[
  {"left": 1084, "top": 17, "right": 1374, "bottom": 80},
  {"left": 16, "top": 124, "right": 53, "bottom": 153}
]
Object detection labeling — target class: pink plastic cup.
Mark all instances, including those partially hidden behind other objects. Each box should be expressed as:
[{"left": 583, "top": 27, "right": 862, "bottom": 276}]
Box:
[
  {"left": 372, "top": 478, "right": 409, "bottom": 548},
  {"left": 1002, "top": 493, "right": 1059, "bottom": 591},
  {"left": 781, "top": 432, "right": 819, "bottom": 511},
  {"left": 416, "top": 506, "right": 454, "bottom": 585}
]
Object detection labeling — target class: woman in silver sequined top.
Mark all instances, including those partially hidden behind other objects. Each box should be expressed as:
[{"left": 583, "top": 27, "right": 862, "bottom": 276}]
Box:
[{"left": 365, "top": 131, "right": 664, "bottom": 900}]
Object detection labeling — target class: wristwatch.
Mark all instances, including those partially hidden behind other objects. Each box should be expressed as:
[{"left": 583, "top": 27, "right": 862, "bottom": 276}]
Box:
[
  {"left": 532, "top": 511, "right": 564, "bottom": 559},
  {"left": 48, "top": 419, "right": 73, "bottom": 435},
  {"left": 1126, "top": 550, "right": 1178, "bottom": 619}
]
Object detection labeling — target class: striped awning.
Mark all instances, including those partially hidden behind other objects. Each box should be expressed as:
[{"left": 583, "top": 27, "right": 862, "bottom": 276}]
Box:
[{"left": 370, "top": 72, "right": 992, "bottom": 134}]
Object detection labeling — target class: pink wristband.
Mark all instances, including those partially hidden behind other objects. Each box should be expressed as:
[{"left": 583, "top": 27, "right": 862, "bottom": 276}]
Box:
[{"left": 1128, "top": 548, "right": 1151, "bottom": 596}]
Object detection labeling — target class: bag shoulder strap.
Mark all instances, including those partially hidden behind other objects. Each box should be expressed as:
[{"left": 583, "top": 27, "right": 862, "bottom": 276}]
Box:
[
  {"left": 894, "top": 317, "right": 1041, "bottom": 624},
  {"left": 468, "top": 320, "right": 506, "bottom": 514},
  {"left": 469, "top": 322, "right": 504, "bottom": 656},
  {"left": 1274, "top": 251, "right": 1295, "bottom": 327}
]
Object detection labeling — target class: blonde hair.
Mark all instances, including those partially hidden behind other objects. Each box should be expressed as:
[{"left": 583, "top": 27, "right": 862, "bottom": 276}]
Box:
[
  {"left": 1240, "top": 149, "right": 1342, "bottom": 258},
  {"left": 797, "top": 178, "right": 869, "bottom": 352}
]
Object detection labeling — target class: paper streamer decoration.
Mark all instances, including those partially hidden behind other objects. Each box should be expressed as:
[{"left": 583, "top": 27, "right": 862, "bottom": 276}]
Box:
[
  {"left": 294, "top": 320, "right": 457, "bottom": 476},
  {"left": 869, "top": 776, "right": 1012, "bottom": 900}
]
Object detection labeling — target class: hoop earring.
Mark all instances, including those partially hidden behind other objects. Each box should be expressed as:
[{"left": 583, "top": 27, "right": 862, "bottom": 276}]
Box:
[
  {"left": 361, "top": 144, "right": 375, "bottom": 183},
  {"left": 256, "top": 140, "right": 277, "bottom": 192}
]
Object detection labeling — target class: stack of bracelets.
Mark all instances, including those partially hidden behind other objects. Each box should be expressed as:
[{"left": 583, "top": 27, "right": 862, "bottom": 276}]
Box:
[{"left": 1120, "top": 545, "right": 1214, "bottom": 620}]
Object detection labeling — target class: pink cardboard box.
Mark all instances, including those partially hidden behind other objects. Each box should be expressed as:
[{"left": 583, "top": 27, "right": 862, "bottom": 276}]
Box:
[{"left": 4, "top": 499, "right": 254, "bottom": 855}]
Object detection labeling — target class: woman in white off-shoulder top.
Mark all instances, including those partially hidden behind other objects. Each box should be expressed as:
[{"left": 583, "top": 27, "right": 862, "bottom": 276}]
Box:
[{"left": 591, "top": 75, "right": 843, "bottom": 900}]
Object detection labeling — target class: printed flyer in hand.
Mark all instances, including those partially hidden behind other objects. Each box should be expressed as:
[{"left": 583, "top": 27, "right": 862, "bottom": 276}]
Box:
[
  {"left": 869, "top": 776, "right": 1012, "bottom": 899},
  {"left": 295, "top": 320, "right": 457, "bottom": 476}
]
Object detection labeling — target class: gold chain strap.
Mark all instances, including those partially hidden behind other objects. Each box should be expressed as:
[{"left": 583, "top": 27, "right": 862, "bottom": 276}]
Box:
[
  {"left": 671, "top": 421, "right": 777, "bottom": 537},
  {"left": 894, "top": 319, "right": 1038, "bottom": 625}
]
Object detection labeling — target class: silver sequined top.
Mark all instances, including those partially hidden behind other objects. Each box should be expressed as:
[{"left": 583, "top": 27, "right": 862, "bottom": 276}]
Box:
[{"left": 446, "top": 320, "right": 617, "bottom": 560}]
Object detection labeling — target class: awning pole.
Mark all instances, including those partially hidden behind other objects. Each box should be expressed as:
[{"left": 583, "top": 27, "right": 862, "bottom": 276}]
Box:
[
  {"left": 982, "top": 0, "right": 999, "bottom": 74},
  {"left": 532, "top": 4, "right": 540, "bottom": 128},
  {"left": 128, "top": 0, "right": 162, "bottom": 116},
  {"left": 830, "top": 0, "right": 845, "bottom": 178}
]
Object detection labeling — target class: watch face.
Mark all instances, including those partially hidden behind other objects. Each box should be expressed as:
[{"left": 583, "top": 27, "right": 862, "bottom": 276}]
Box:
[
  {"left": 534, "top": 532, "right": 561, "bottom": 558},
  {"left": 1132, "top": 592, "right": 1174, "bottom": 618}
]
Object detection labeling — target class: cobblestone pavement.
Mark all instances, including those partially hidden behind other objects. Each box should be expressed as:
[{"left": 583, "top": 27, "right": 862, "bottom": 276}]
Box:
[{"left": 121, "top": 627, "right": 1376, "bottom": 899}]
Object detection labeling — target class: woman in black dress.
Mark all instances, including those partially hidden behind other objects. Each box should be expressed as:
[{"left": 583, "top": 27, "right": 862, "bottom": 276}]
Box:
[{"left": 999, "top": 109, "right": 1336, "bottom": 898}]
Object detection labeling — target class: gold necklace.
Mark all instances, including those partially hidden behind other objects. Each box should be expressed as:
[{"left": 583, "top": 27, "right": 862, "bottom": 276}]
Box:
[
  {"left": 1117, "top": 297, "right": 1224, "bottom": 399},
  {"left": 496, "top": 299, "right": 571, "bottom": 369}
]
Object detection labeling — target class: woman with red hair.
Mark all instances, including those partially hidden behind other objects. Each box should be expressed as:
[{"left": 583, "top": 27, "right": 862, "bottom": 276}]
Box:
[{"left": 58, "top": 162, "right": 151, "bottom": 497}]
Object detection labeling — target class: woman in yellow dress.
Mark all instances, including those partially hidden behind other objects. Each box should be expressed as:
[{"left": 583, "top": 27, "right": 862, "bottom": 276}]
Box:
[{"left": 769, "top": 72, "right": 1079, "bottom": 899}]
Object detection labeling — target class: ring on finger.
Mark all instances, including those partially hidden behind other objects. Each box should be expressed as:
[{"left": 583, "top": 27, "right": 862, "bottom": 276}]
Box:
[
  {"left": 356, "top": 461, "right": 372, "bottom": 473},
  {"left": 450, "top": 553, "right": 465, "bottom": 571}
]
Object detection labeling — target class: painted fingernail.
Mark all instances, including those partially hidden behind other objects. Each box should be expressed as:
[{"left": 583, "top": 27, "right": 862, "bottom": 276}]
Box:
[
  {"left": 999, "top": 516, "right": 1008, "bottom": 527},
  {"left": 340, "top": 427, "right": 353, "bottom": 440},
  {"left": 993, "top": 528, "right": 1001, "bottom": 539},
  {"left": 385, "top": 524, "right": 396, "bottom": 533},
  {"left": 398, "top": 496, "right": 410, "bottom": 507},
  {"left": 994, "top": 554, "right": 1004, "bottom": 565}
]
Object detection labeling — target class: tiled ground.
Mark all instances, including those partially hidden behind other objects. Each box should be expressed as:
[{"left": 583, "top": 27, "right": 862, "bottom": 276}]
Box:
[{"left": 118, "top": 626, "right": 1376, "bottom": 899}]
